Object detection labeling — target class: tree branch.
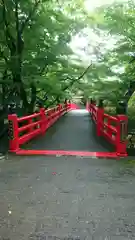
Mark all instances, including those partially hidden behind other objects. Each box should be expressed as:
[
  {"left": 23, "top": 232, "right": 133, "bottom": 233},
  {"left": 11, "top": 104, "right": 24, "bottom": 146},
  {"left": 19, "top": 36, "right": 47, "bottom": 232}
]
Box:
[
  {"left": 47, "top": 63, "right": 93, "bottom": 107},
  {"left": 20, "top": 0, "right": 40, "bottom": 34},
  {"left": 39, "top": 63, "right": 49, "bottom": 76},
  {"left": 0, "top": 48, "right": 8, "bottom": 63},
  {"left": 15, "top": 0, "right": 20, "bottom": 48},
  {"left": 77, "top": 63, "right": 93, "bottom": 81},
  {"left": 62, "top": 63, "right": 92, "bottom": 91},
  {"left": 2, "top": 0, "right": 16, "bottom": 51},
  {"left": 0, "top": 80, "right": 12, "bottom": 85}
]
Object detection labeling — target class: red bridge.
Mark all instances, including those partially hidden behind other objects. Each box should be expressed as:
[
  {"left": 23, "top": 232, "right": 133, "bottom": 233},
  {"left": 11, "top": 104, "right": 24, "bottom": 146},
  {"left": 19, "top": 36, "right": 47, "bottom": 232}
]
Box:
[{"left": 8, "top": 101, "right": 128, "bottom": 159}]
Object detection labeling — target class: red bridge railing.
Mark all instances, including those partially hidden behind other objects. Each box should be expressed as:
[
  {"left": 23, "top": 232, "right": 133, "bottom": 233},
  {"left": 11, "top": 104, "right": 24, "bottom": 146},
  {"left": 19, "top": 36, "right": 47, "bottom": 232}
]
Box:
[
  {"left": 88, "top": 102, "right": 128, "bottom": 156},
  {"left": 8, "top": 103, "right": 71, "bottom": 152}
]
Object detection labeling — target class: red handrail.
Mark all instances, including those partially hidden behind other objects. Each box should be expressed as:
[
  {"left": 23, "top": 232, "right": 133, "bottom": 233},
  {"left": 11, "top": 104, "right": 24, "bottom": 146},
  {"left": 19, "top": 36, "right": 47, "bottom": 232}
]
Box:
[
  {"left": 8, "top": 103, "right": 71, "bottom": 152},
  {"left": 18, "top": 112, "right": 40, "bottom": 122},
  {"left": 88, "top": 102, "right": 128, "bottom": 156}
]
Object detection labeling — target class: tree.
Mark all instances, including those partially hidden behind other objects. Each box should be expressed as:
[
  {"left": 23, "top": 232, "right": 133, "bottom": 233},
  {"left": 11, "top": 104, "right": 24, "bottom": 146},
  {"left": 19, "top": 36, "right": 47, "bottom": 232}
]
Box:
[
  {"left": 0, "top": 0, "right": 88, "bottom": 114},
  {"left": 78, "top": 0, "right": 135, "bottom": 107},
  {"left": 96, "top": 0, "right": 135, "bottom": 103}
]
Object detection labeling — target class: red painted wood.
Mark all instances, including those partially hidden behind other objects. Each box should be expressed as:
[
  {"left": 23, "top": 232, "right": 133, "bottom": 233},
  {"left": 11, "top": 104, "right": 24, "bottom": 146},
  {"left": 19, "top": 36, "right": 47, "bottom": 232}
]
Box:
[
  {"left": 15, "top": 149, "right": 125, "bottom": 158},
  {"left": 8, "top": 101, "right": 128, "bottom": 158},
  {"left": 19, "top": 128, "right": 41, "bottom": 146},
  {"left": 87, "top": 102, "right": 128, "bottom": 156},
  {"left": 8, "top": 104, "right": 70, "bottom": 152}
]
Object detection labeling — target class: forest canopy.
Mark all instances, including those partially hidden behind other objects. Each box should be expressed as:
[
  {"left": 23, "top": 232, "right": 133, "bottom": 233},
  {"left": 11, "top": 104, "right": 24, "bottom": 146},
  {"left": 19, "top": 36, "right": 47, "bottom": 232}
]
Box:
[{"left": 0, "top": 0, "right": 135, "bottom": 119}]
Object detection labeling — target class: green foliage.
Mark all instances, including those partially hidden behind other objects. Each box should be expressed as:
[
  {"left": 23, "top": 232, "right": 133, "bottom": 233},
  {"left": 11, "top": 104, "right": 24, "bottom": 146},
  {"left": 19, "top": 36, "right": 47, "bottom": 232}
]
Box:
[
  {"left": 78, "top": 0, "right": 135, "bottom": 109},
  {"left": 0, "top": 0, "right": 88, "bottom": 115},
  {"left": 1, "top": 0, "right": 135, "bottom": 128}
]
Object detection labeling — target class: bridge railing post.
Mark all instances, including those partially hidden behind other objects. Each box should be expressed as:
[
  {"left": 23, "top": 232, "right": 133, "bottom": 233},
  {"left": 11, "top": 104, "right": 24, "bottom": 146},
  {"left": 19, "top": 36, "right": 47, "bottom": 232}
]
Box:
[
  {"left": 64, "top": 99, "right": 68, "bottom": 112},
  {"left": 66, "top": 100, "right": 70, "bottom": 111},
  {"left": 116, "top": 115, "right": 128, "bottom": 156},
  {"left": 97, "top": 108, "right": 104, "bottom": 137},
  {"left": 68, "top": 100, "right": 71, "bottom": 109},
  {"left": 57, "top": 104, "right": 60, "bottom": 116},
  {"left": 8, "top": 114, "right": 19, "bottom": 152},
  {"left": 40, "top": 108, "right": 46, "bottom": 134},
  {"left": 88, "top": 99, "right": 93, "bottom": 114},
  {"left": 86, "top": 101, "right": 89, "bottom": 111},
  {"left": 97, "top": 100, "right": 104, "bottom": 137}
]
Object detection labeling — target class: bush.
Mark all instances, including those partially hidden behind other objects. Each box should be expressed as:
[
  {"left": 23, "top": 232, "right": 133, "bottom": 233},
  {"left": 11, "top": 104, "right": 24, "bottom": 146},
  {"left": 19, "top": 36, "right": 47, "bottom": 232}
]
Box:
[
  {"left": 127, "top": 107, "right": 135, "bottom": 131},
  {"left": 104, "top": 106, "right": 135, "bottom": 132},
  {"left": 104, "top": 106, "right": 116, "bottom": 116}
]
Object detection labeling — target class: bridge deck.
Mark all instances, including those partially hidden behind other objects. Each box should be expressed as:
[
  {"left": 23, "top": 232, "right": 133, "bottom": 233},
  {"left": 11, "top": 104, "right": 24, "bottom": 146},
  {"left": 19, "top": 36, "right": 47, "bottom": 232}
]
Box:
[{"left": 23, "top": 110, "right": 114, "bottom": 152}]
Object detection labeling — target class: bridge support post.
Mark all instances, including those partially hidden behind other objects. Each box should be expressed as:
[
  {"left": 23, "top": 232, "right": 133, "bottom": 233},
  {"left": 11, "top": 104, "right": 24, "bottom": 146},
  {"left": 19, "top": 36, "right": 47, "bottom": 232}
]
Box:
[
  {"left": 8, "top": 114, "right": 19, "bottom": 152},
  {"left": 97, "top": 99, "right": 104, "bottom": 137}
]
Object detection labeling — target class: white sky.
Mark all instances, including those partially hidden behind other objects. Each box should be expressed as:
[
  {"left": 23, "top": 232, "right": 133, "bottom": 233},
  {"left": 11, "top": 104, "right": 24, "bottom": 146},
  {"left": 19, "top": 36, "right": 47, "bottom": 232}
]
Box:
[
  {"left": 84, "top": 0, "right": 126, "bottom": 11},
  {"left": 70, "top": 29, "right": 118, "bottom": 65},
  {"left": 84, "top": 0, "right": 115, "bottom": 11},
  {"left": 70, "top": 0, "right": 127, "bottom": 65}
]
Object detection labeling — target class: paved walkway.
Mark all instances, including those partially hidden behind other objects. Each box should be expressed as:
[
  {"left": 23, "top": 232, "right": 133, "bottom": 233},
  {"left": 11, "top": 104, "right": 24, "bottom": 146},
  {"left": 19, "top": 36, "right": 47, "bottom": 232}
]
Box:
[
  {"left": 0, "top": 155, "right": 135, "bottom": 239},
  {"left": 23, "top": 110, "right": 114, "bottom": 152}
]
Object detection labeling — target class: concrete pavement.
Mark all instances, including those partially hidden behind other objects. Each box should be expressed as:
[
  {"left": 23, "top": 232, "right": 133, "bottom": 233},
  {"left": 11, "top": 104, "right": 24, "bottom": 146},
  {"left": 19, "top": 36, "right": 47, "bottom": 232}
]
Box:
[{"left": 0, "top": 155, "right": 135, "bottom": 239}]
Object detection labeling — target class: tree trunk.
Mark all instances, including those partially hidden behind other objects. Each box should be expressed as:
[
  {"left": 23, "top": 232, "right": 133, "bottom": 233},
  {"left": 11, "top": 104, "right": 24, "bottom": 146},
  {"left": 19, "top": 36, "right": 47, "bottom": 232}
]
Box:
[{"left": 28, "top": 84, "right": 37, "bottom": 113}]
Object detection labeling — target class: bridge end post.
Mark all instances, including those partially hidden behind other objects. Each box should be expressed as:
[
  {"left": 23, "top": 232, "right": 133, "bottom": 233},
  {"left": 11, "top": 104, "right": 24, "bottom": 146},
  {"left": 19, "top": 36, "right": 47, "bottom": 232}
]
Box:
[
  {"left": 97, "top": 99, "right": 104, "bottom": 137},
  {"left": 8, "top": 114, "right": 19, "bottom": 152},
  {"left": 116, "top": 114, "right": 128, "bottom": 156}
]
